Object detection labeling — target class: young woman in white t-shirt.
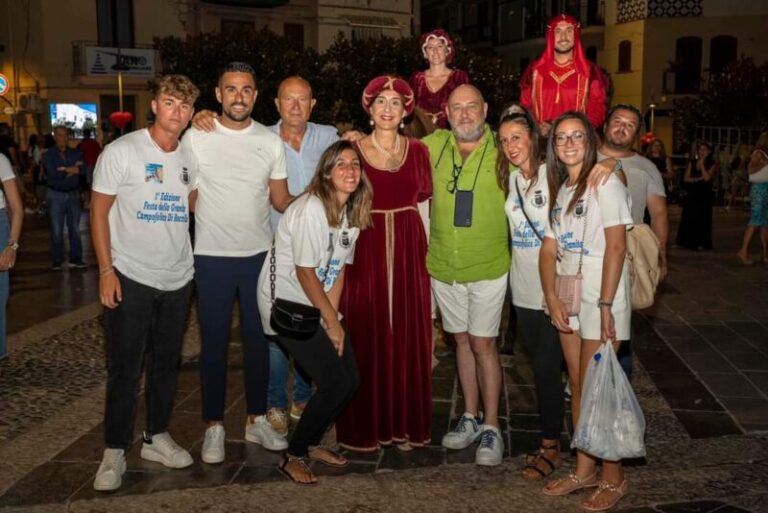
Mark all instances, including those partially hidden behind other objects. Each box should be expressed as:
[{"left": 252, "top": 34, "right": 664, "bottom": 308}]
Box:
[
  {"left": 540, "top": 112, "right": 633, "bottom": 510},
  {"left": 256, "top": 140, "right": 372, "bottom": 485}
]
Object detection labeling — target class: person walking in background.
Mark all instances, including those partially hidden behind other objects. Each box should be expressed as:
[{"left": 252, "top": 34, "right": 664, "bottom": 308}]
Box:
[
  {"left": 257, "top": 140, "right": 370, "bottom": 485},
  {"left": 89, "top": 75, "right": 199, "bottom": 491},
  {"left": 676, "top": 141, "right": 718, "bottom": 251},
  {"left": 77, "top": 128, "right": 102, "bottom": 209},
  {"left": 736, "top": 132, "right": 768, "bottom": 265},
  {"left": 43, "top": 126, "right": 86, "bottom": 270},
  {"left": 0, "top": 153, "right": 23, "bottom": 361}
]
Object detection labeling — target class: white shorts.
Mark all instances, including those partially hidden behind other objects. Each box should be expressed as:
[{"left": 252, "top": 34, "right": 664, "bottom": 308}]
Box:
[
  {"left": 558, "top": 257, "right": 631, "bottom": 341},
  {"left": 432, "top": 273, "right": 508, "bottom": 337}
]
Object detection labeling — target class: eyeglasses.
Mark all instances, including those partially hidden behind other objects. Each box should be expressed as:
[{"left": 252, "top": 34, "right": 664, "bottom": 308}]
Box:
[
  {"left": 447, "top": 162, "right": 462, "bottom": 194},
  {"left": 554, "top": 131, "right": 586, "bottom": 147}
]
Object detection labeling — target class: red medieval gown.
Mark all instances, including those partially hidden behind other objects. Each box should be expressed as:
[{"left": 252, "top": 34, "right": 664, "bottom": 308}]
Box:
[
  {"left": 408, "top": 69, "right": 470, "bottom": 129},
  {"left": 336, "top": 138, "right": 433, "bottom": 451}
]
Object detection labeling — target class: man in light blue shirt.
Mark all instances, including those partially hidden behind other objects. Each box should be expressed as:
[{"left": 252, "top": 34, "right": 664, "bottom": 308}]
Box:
[{"left": 266, "top": 76, "right": 338, "bottom": 434}]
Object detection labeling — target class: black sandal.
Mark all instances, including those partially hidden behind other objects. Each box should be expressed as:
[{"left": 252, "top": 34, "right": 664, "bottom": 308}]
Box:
[
  {"left": 522, "top": 443, "right": 562, "bottom": 480},
  {"left": 278, "top": 454, "right": 318, "bottom": 485}
]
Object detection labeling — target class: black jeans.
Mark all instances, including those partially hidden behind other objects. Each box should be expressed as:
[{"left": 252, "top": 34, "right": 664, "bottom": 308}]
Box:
[
  {"left": 103, "top": 271, "right": 192, "bottom": 449},
  {"left": 277, "top": 328, "right": 359, "bottom": 457},
  {"left": 515, "top": 306, "right": 565, "bottom": 440}
]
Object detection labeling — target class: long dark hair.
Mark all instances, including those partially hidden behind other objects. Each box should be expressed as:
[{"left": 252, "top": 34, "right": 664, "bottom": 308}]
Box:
[
  {"left": 306, "top": 140, "right": 373, "bottom": 229},
  {"left": 545, "top": 111, "right": 599, "bottom": 216},
  {"left": 495, "top": 105, "right": 540, "bottom": 196}
]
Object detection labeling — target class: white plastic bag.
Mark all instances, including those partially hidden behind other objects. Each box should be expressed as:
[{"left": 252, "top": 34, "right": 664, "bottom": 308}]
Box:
[{"left": 571, "top": 341, "right": 646, "bottom": 460}]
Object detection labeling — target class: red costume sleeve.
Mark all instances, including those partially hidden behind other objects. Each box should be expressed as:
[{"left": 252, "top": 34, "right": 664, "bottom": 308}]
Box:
[
  {"left": 519, "top": 65, "right": 534, "bottom": 113},
  {"left": 586, "top": 64, "right": 608, "bottom": 128}
]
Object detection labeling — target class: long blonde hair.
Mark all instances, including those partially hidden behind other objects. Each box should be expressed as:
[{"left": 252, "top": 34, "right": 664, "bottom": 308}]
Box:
[{"left": 306, "top": 140, "right": 373, "bottom": 229}]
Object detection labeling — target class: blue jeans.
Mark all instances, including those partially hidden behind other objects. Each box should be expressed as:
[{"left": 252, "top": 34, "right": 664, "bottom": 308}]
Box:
[
  {"left": 0, "top": 210, "right": 9, "bottom": 359},
  {"left": 46, "top": 189, "right": 82, "bottom": 265},
  {"left": 268, "top": 339, "right": 312, "bottom": 409}
]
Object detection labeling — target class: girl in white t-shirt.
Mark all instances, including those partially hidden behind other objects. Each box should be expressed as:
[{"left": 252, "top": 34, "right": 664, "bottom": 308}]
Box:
[
  {"left": 499, "top": 107, "right": 566, "bottom": 480},
  {"left": 256, "top": 140, "right": 372, "bottom": 485},
  {"left": 540, "top": 112, "right": 633, "bottom": 510}
]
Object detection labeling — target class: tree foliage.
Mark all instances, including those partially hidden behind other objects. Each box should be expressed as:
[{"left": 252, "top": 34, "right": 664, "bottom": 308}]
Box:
[
  {"left": 154, "top": 29, "right": 519, "bottom": 129},
  {"left": 672, "top": 57, "right": 768, "bottom": 151}
]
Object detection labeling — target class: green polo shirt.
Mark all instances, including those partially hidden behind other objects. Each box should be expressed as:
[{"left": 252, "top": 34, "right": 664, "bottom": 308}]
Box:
[{"left": 424, "top": 125, "right": 510, "bottom": 283}]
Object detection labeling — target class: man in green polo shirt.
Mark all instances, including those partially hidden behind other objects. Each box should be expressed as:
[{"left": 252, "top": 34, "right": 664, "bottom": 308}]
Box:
[{"left": 424, "top": 85, "right": 509, "bottom": 466}]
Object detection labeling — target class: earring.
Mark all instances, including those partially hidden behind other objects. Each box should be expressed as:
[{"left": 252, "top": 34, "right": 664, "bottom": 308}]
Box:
[
  {"left": 369, "top": 119, "right": 374, "bottom": 127},
  {"left": 399, "top": 120, "right": 405, "bottom": 130}
]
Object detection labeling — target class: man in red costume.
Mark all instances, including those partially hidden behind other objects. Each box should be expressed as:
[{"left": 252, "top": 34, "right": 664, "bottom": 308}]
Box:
[{"left": 520, "top": 14, "right": 608, "bottom": 136}]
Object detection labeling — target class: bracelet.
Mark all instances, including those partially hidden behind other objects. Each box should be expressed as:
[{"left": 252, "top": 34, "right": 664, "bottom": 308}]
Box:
[
  {"left": 99, "top": 267, "right": 115, "bottom": 277},
  {"left": 597, "top": 299, "right": 613, "bottom": 308}
]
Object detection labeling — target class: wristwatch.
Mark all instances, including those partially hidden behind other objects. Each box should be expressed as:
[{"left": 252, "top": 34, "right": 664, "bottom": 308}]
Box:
[
  {"left": 597, "top": 299, "right": 613, "bottom": 308},
  {"left": 6, "top": 240, "right": 18, "bottom": 251}
]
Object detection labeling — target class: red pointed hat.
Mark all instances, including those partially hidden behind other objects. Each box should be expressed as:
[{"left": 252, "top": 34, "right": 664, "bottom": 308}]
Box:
[
  {"left": 361, "top": 75, "right": 415, "bottom": 115},
  {"left": 420, "top": 29, "right": 456, "bottom": 64}
]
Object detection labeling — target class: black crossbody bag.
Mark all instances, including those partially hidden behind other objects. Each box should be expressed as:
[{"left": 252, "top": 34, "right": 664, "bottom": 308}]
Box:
[{"left": 268, "top": 245, "right": 323, "bottom": 340}]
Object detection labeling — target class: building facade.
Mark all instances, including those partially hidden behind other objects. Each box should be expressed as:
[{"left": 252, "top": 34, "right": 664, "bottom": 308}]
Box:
[
  {"left": 0, "top": 0, "right": 413, "bottom": 146},
  {"left": 422, "top": 0, "right": 768, "bottom": 150}
]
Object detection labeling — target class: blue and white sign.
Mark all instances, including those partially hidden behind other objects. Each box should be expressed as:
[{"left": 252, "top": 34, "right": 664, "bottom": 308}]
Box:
[
  {"left": 0, "top": 73, "right": 9, "bottom": 96},
  {"left": 85, "top": 47, "right": 156, "bottom": 77}
]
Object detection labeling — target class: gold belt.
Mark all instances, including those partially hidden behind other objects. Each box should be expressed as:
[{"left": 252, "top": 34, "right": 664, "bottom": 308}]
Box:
[{"left": 371, "top": 206, "right": 418, "bottom": 327}]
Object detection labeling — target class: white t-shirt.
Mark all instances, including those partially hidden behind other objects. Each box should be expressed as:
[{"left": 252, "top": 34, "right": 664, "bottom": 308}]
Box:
[
  {"left": 257, "top": 194, "right": 360, "bottom": 335},
  {"left": 0, "top": 154, "right": 15, "bottom": 210},
  {"left": 598, "top": 151, "right": 665, "bottom": 225},
  {"left": 183, "top": 119, "right": 288, "bottom": 257},
  {"left": 749, "top": 150, "right": 768, "bottom": 183},
  {"left": 545, "top": 174, "right": 633, "bottom": 260},
  {"left": 92, "top": 129, "right": 195, "bottom": 291},
  {"left": 504, "top": 163, "right": 550, "bottom": 309}
]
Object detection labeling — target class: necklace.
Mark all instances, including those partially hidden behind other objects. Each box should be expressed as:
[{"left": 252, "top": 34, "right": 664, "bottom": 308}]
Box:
[{"left": 371, "top": 132, "right": 401, "bottom": 170}]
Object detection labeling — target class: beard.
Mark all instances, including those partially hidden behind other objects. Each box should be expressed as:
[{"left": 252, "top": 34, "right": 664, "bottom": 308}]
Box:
[
  {"left": 452, "top": 120, "right": 485, "bottom": 143},
  {"left": 222, "top": 103, "right": 252, "bottom": 122},
  {"left": 604, "top": 130, "right": 636, "bottom": 151}
]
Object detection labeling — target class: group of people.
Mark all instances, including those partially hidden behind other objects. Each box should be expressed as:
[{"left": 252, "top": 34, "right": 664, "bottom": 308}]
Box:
[{"left": 0, "top": 16, "right": 673, "bottom": 513}]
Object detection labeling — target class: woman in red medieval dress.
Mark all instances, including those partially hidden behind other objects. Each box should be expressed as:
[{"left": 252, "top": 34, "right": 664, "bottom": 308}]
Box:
[
  {"left": 336, "top": 76, "right": 433, "bottom": 452},
  {"left": 408, "top": 30, "right": 470, "bottom": 132}
]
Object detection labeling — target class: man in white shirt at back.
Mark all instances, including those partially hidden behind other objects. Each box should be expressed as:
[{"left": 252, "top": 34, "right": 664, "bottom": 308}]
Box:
[
  {"left": 182, "top": 62, "right": 292, "bottom": 464},
  {"left": 598, "top": 103, "right": 669, "bottom": 376}
]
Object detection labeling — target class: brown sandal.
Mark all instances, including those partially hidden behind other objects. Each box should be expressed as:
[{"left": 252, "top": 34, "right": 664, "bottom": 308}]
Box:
[
  {"left": 278, "top": 454, "right": 318, "bottom": 485},
  {"left": 308, "top": 447, "right": 349, "bottom": 468},
  {"left": 522, "top": 443, "right": 562, "bottom": 480},
  {"left": 582, "top": 480, "right": 628, "bottom": 511}
]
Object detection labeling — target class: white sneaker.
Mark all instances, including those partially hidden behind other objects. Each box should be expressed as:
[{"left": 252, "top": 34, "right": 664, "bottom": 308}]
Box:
[
  {"left": 93, "top": 448, "right": 126, "bottom": 491},
  {"left": 441, "top": 413, "right": 482, "bottom": 450},
  {"left": 201, "top": 424, "right": 226, "bottom": 464},
  {"left": 245, "top": 415, "right": 288, "bottom": 451},
  {"left": 475, "top": 426, "right": 504, "bottom": 466},
  {"left": 140, "top": 432, "right": 193, "bottom": 469}
]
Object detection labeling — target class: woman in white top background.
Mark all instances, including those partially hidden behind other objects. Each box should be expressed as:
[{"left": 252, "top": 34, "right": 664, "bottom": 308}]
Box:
[
  {"left": 257, "top": 140, "right": 372, "bottom": 485},
  {"left": 540, "top": 112, "right": 634, "bottom": 511}
]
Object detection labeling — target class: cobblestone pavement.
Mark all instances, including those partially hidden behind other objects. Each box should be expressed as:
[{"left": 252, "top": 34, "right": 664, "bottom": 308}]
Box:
[{"left": 0, "top": 206, "right": 766, "bottom": 512}]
